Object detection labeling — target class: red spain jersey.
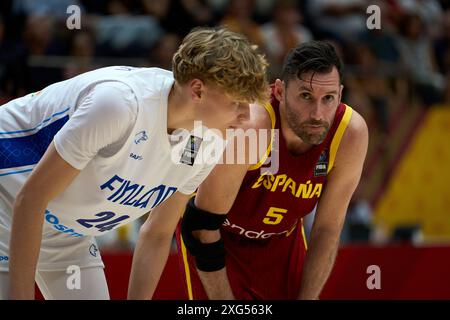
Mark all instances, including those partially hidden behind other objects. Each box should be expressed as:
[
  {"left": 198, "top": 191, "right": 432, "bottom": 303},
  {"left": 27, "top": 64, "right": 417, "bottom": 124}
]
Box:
[
  {"left": 222, "top": 91, "right": 353, "bottom": 241},
  {"left": 177, "top": 89, "right": 353, "bottom": 299}
]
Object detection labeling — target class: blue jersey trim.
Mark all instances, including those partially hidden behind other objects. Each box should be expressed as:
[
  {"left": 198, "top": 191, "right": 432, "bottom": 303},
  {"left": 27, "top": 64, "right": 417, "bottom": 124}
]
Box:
[
  {"left": 0, "top": 115, "right": 69, "bottom": 169},
  {"left": 0, "top": 107, "right": 70, "bottom": 135},
  {"left": 0, "top": 168, "right": 33, "bottom": 177}
]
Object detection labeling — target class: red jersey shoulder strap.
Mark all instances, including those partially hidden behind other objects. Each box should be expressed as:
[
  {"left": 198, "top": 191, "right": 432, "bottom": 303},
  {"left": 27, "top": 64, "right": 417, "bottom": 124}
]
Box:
[{"left": 249, "top": 101, "right": 277, "bottom": 171}]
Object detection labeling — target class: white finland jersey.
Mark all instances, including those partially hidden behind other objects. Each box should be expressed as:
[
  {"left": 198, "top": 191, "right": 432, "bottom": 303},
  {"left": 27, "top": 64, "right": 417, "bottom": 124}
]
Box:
[{"left": 0, "top": 67, "right": 224, "bottom": 237}]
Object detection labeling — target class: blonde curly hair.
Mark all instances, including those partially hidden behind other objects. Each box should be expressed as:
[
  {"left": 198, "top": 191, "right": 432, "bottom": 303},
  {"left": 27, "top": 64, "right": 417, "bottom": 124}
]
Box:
[{"left": 172, "top": 27, "right": 269, "bottom": 104}]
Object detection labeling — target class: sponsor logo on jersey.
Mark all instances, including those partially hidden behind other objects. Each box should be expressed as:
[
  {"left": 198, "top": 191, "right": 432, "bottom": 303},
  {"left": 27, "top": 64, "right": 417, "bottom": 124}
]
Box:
[
  {"left": 223, "top": 219, "right": 297, "bottom": 240},
  {"left": 134, "top": 130, "right": 148, "bottom": 145},
  {"left": 100, "top": 174, "right": 177, "bottom": 210},
  {"left": 129, "top": 153, "right": 143, "bottom": 160},
  {"left": 180, "top": 135, "right": 203, "bottom": 166},
  {"left": 45, "top": 210, "right": 84, "bottom": 237},
  {"left": 89, "top": 244, "right": 98, "bottom": 257},
  {"left": 314, "top": 150, "right": 328, "bottom": 177},
  {"left": 0, "top": 256, "right": 8, "bottom": 262},
  {"left": 251, "top": 174, "right": 323, "bottom": 199}
]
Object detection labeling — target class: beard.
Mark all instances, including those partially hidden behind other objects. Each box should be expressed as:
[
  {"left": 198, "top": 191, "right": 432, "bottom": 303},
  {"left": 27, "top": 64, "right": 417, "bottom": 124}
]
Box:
[{"left": 285, "top": 100, "right": 330, "bottom": 145}]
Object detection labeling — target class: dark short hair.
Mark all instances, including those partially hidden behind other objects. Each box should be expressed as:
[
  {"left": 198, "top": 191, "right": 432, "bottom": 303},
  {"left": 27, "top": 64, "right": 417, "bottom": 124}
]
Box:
[{"left": 282, "top": 41, "right": 343, "bottom": 85}]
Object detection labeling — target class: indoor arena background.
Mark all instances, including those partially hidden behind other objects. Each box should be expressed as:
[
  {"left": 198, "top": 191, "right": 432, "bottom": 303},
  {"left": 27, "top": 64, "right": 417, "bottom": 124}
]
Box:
[{"left": 0, "top": 0, "right": 448, "bottom": 299}]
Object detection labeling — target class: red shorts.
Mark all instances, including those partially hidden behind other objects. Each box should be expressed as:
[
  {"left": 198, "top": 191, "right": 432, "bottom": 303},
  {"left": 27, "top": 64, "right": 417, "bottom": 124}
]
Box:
[{"left": 175, "top": 220, "right": 307, "bottom": 300}]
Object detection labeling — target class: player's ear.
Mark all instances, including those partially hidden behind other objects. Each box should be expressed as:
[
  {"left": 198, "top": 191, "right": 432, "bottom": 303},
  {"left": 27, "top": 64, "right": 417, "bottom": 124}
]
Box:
[
  {"left": 274, "top": 79, "right": 284, "bottom": 101},
  {"left": 338, "top": 84, "right": 344, "bottom": 103},
  {"left": 189, "top": 79, "right": 204, "bottom": 101}
]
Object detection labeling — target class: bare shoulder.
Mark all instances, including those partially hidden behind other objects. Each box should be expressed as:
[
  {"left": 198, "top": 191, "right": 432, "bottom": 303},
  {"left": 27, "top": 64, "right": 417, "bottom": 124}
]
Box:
[
  {"left": 342, "top": 108, "right": 368, "bottom": 147},
  {"left": 335, "top": 108, "right": 369, "bottom": 169},
  {"left": 348, "top": 108, "right": 368, "bottom": 136}
]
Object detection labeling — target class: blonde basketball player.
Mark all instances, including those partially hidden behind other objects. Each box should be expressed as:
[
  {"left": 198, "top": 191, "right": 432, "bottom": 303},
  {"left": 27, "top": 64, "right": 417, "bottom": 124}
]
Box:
[{"left": 0, "top": 27, "right": 268, "bottom": 300}]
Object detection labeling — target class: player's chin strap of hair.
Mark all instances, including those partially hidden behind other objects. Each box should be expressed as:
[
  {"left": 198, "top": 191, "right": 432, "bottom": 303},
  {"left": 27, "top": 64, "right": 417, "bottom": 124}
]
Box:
[{"left": 181, "top": 197, "right": 227, "bottom": 272}]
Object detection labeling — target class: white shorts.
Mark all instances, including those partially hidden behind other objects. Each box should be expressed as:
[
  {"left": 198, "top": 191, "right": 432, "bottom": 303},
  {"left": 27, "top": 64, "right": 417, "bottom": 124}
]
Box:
[
  {"left": 0, "top": 266, "right": 110, "bottom": 300},
  {"left": 0, "top": 192, "right": 104, "bottom": 272}
]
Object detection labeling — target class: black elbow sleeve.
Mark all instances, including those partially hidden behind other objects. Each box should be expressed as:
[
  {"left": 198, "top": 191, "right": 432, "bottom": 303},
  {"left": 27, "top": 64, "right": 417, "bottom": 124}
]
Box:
[{"left": 180, "top": 197, "right": 227, "bottom": 272}]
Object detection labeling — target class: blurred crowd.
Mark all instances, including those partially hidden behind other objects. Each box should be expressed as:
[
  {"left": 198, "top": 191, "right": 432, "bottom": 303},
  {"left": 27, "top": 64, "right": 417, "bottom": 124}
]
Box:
[
  {"left": 0, "top": 0, "right": 449, "bottom": 247},
  {"left": 0, "top": 0, "right": 449, "bottom": 106}
]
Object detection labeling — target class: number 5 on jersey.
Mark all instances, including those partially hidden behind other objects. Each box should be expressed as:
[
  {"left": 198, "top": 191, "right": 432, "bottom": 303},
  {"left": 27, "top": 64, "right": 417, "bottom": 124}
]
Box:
[{"left": 262, "top": 207, "right": 287, "bottom": 225}]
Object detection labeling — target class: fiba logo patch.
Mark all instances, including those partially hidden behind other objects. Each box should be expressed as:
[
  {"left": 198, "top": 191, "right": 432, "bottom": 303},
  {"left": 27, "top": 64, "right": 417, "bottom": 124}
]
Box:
[
  {"left": 314, "top": 150, "right": 328, "bottom": 177},
  {"left": 89, "top": 244, "right": 98, "bottom": 257},
  {"left": 180, "top": 135, "right": 203, "bottom": 166}
]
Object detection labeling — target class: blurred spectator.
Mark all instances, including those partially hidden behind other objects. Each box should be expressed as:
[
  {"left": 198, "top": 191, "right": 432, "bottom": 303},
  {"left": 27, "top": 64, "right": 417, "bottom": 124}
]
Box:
[
  {"left": 79, "top": 0, "right": 109, "bottom": 15},
  {"left": 204, "top": 0, "right": 229, "bottom": 14},
  {"left": 306, "top": 0, "right": 369, "bottom": 43},
  {"left": 434, "top": 10, "right": 450, "bottom": 76},
  {"left": 440, "top": 0, "right": 450, "bottom": 10},
  {"left": 444, "top": 75, "right": 450, "bottom": 104},
  {"left": 357, "top": 1, "right": 401, "bottom": 65},
  {"left": 148, "top": 33, "right": 181, "bottom": 70},
  {"left": 220, "top": 0, "right": 265, "bottom": 50},
  {"left": 24, "top": 14, "right": 55, "bottom": 55},
  {"left": 63, "top": 30, "right": 97, "bottom": 79},
  {"left": 260, "top": 0, "right": 313, "bottom": 79},
  {"left": 341, "top": 193, "right": 373, "bottom": 243},
  {"left": 22, "top": 14, "right": 64, "bottom": 92},
  {"left": 396, "top": 12, "right": 445, "bottom": 106},
  {"left": 200, "top": 0, "right": 282, "bottom": 24},
  {"left": 0, "top": 14, "right": 27, "bottom": 100},
  {"left": 95, "top": 0, "right": 163, "bottom": 57},
  {"left": 142, "top": 0, "right": 216, "bottom": 38},
  {"left": 395, "top": 0, "right": 443, "bottom": 37},
  {"left": 13, "top": 0, "right": 83, "bottom": 20},
  {"left": 253, "top": 0, "right": 278, "bottom": 22},
  {"left": 392, "top": 224, "right": 423, "bottom": 244},
  {"left": 359, "top": 29, "right": 400, "bottom": 65},
  {"left": 344, "top": 44, "right": 394, "bottom": 133},
  {"left": 141, "top": 0, "right": 170, "bottom": 19}
]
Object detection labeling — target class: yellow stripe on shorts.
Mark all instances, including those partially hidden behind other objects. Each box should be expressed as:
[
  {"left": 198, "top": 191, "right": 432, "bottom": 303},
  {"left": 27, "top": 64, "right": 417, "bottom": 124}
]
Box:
[{"left": 180, "top": 235, "right": 194, "bottom": 300}]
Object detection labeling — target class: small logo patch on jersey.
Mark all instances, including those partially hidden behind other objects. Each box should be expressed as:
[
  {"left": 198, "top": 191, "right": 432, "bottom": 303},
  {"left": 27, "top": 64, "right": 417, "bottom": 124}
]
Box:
[
  {"left": 130, "top": 153, "right": 143, "bottom": 160},
  {"left": 134, "top": 131, "right": 148, "bottom": 145},
  {"left": 180, "top": 135, "right": 203, "bottom": 166},
  {"left": 89, "top": 244, "right": 98, "bottom": 257},
  {"left": 314, "top": 150, "right": 328, "bottom": 177}
]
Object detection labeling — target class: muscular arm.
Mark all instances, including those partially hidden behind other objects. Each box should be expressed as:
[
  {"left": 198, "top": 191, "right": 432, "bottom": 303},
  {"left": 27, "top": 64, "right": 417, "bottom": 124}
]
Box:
[
  {"left": 298, "top": 111, "right": 368, "bottom": 300},
  {"left": 191, "top": 103, "right": 271, "bottom": 299},
  {"left": 192, "top": 162, "right": 250, "bottom": 300},
  {"left": 9, "top": 142, "right": 80, "bottom": 299},
  {"left": 128, "top": 192, "right": 190, "bottom": 300}
]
